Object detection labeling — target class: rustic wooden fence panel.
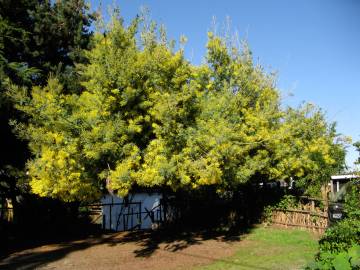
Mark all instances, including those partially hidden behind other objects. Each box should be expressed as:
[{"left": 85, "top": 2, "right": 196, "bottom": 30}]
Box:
[
  {"left": 271, "top": 209, "right": 328, "bottom": 233},
  {"left": 269, "top": 197, "right": 329, "bottom": 233}
]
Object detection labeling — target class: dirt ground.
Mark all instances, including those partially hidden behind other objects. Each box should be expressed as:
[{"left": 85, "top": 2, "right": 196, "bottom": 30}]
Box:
[{"left": 0, "top": 229, "right": 244, "bottom": 270}]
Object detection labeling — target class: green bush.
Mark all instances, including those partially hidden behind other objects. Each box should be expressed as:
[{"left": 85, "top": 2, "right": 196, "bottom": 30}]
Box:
[
  {"left": 320, "top": 183, "right": 360, "bottom": 253},
  {"left": 263, "top": 194, "right": 299, "bottom": 222},
  {"left": 306, "top": 244, "right": 360, "bottom": 270},
  {"left": 307, "top": 182, "right": 360, "bottom": 269},
  {"left": 319, "top": 218, "right": 360, "bottom": 253},
  {"left": 276, "top": 194, "right": 299, "bottom": 210}
]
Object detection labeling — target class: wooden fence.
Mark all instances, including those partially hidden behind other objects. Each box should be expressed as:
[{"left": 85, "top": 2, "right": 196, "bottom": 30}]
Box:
[{"left": 269, "top": 197, "right": 329, "bottom": 233}]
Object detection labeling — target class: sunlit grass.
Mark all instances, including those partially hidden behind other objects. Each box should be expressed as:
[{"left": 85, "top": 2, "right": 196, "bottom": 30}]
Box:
[{"left": 196, "top": 226, "right": 318, "bottom": 270}]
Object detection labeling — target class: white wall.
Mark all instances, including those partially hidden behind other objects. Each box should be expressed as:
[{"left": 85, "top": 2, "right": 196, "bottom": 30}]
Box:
[{"left": 101, "top": 193, "right": 163, "bottom": 231}]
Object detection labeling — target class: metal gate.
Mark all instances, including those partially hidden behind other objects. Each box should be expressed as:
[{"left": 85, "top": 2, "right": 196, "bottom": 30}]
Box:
[{"left": 90, "top": 194, "right": 167, "bottom": 231}]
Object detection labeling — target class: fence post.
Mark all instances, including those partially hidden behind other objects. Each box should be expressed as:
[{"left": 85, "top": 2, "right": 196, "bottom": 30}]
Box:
[{"left": 311, "top": 200, "right": 315, "bottom": 212}]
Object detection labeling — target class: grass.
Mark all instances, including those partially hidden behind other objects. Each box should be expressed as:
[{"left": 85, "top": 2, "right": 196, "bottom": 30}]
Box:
[{"left": 196, "top": 226, "right": 319, "bottom": 270}]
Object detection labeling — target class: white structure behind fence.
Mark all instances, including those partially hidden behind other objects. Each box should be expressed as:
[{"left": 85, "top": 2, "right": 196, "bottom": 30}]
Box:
[{"left": 101, "top": 193, "right": 164, "bottom": 231}]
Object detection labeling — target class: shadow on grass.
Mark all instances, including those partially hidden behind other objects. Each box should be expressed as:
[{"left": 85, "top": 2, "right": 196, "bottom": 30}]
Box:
[
  {"left": 131, "top": 224, "right": 252, "bottom": 258},
  {"left": 161, "top": 249, "right": 274, "bottom": 270},
  {"left": 0, "top": 185, "right": 287, "bottom": 269},
  {"left": 0, "top": 233, "right": 115, "bottom": 270},
  {"left": 0, "top": 224, "right": 255, "bottom": 270}
]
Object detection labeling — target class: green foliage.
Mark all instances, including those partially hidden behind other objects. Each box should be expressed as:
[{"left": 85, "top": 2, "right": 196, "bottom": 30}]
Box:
[
  {"left": 306, "top": 244, "right": 360, "bottom": 270},
  {"left": 344, "top": 182, "right": 360, "bottom": 220},
  {"left": 319, "top": 219, "right": 360, "bottom": 253},
  {"left": 354, "top": 142, "right": 360, "bottom": 165},
  {"left": 308, "top": 183, "right": 360, "bottom": 269},
  {"left": 263, "top": 194, "right": 299, "bottom": 222},
  {"left": 320, "top": 184, "right": 360, "bottom": 253},
  {"left": 0, "top": 0, "right": 95, "bottom": 88},
  {"left": 276, "top": 195, "right": 299, "bottom": 209},
  {"left": 9, "top": 12, "right": 346, "bottom": 201}
]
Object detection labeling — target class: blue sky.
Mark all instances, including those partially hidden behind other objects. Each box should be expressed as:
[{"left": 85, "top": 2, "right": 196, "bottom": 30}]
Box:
[{"left": 90, "top": 0, "right": 360, "bottom": 168}]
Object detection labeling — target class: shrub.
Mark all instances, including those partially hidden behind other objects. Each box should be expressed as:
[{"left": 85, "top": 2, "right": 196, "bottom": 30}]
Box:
[
  {"left": 307, "top": 244, "right": 360, "bottom": 270},
  {"left": 307, "top": 182, "right": 360, "bottom": 269}
]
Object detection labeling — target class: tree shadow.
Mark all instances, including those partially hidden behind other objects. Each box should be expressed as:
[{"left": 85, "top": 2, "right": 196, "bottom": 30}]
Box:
[
  {"left": 159, "top": 249, "right": 274, "bottom": 270},
  {"left": 0, "top": 185, "right": 287, "bottom": 269},
  {"left": 0, "top": 223, "right": 254, "bottom": 269},
  {"left": 0, "top": 233, "right": 118, "bottom": 270},
  {"left": 131, "top": 223, "right": 253, "bottom": 258},
  {"left": 125, "top": 184, "right": 288, "bottom": 259}
]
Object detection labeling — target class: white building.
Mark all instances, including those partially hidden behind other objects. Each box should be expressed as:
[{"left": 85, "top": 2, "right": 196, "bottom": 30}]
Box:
[{"left": 329, "top": 174, "right": 359, "bottom": 193}]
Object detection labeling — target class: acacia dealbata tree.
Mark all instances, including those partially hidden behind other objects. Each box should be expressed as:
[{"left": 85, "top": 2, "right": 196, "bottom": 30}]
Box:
[{"left": 10, "top": 13, "right": 346, "bottom": 202}]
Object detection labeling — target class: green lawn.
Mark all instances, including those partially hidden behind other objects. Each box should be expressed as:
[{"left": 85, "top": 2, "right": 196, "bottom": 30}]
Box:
[{"left": 196, "top": 226, "right": 319, "bottom": 270}]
